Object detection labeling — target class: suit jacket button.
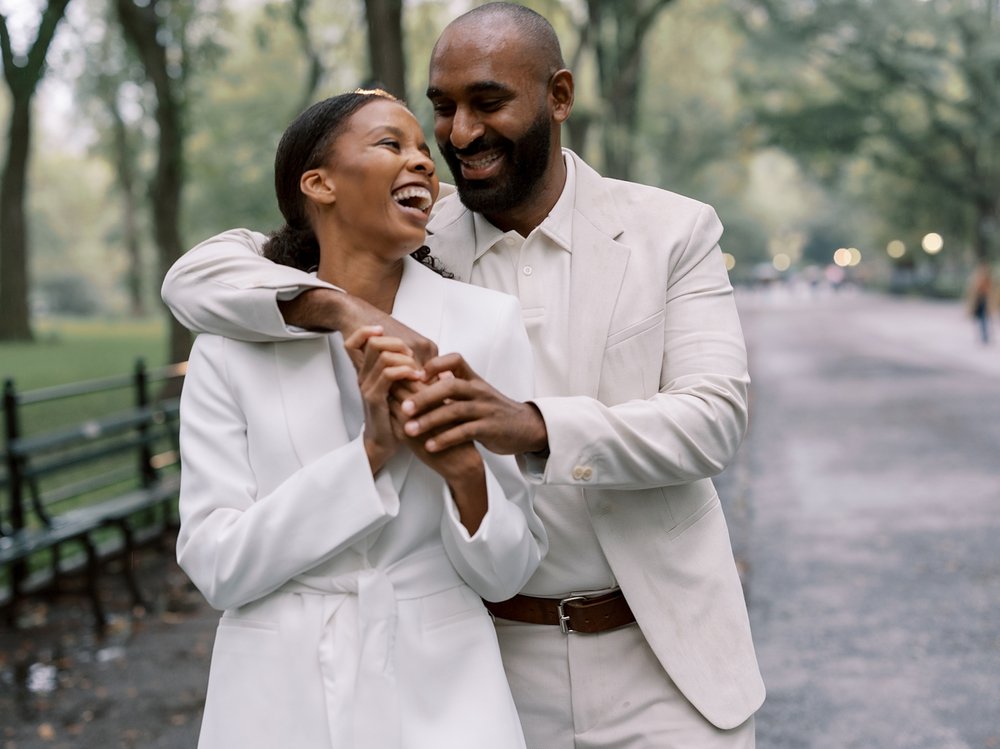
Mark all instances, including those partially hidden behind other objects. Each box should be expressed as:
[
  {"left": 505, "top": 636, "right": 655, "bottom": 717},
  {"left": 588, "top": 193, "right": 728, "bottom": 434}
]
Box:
[
  {"left": 581, "top": 467, "right": 593, "bottom": 481},
  {"left": 572, "top": 466, "right": 585, "bottom": 480}
]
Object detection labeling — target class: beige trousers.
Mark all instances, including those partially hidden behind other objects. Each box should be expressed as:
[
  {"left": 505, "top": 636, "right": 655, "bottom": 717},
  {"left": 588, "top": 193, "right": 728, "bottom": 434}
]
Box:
[{"left": 494, "top": 619, "right": 755, "bottom": 749}]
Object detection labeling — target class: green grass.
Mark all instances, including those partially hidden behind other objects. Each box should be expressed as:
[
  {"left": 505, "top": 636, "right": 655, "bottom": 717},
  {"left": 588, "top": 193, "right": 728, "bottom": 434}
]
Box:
[
  {"left": 1, "top": 317, "right": 178, "bottom": 597},
  {"left": 2, "top": 316, "right": 170, "bottom": 390}
]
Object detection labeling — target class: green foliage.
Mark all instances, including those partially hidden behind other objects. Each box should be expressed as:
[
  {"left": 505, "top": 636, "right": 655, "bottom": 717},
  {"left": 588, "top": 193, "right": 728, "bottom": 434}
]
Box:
[{"left": 737, "top": 0, "right": 1000, "bottom": 260}]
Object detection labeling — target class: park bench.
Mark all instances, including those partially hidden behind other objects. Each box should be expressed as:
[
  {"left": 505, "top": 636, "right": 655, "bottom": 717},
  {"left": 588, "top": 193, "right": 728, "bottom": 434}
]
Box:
[{"left": 0, "top": 360, "right": 186, "bottom": 632}]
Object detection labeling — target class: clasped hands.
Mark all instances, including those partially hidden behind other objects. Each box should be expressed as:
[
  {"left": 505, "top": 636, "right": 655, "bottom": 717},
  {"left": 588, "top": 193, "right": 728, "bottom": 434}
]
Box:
[{"left": 344, "top": 325, "right": 547, "bottom": 478}]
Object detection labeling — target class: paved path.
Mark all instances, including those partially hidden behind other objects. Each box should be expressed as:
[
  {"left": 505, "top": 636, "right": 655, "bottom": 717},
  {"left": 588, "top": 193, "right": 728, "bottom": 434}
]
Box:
[
  {"left": 2, "top": 289, "right": 998, "bottom": 748},
  {"left": 718, "top": 287, "right": 1000, "bottom": 749}
]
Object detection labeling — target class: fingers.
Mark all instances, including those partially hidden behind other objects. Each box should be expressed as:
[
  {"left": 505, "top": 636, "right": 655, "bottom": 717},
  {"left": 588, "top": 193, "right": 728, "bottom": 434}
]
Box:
[
  {"left": 421, "top": 353, "right": 477, "bottom": 383},
  {"left": 343, "top": 324, "right": 384, "bottom": 351},
  {"left": 360, "top": 353, "right": 424, "bottom": 403},
  {"left": 378, "top": 318, "right": 438, "bottom": 365}
]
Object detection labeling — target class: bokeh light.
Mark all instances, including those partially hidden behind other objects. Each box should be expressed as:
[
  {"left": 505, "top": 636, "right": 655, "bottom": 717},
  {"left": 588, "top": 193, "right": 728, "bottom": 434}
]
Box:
[
  {"left": 886, "top": 240, "right": 906, "bottom": 259},
  {"left": 833, "top": 248, "right": 853, "bottom": 267},
  {"left": 772, "top": 253, "right": 791, "bottom": 272},
  {"left": 921, "top": 232, "right": 944, "bottom": 254}
]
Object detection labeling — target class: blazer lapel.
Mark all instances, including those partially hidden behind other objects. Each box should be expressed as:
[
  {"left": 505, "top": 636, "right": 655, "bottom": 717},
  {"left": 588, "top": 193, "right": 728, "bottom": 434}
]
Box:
[
  {"left": 380, "top": 257, "right": 452, "bottom": 492},
  {"left": 566, "top": 152, "right": 630, "bottom": 399},
  {"left": 275, "top": 337, "right": 352, "bottom": 467},
  {"left": 426, "top": 196, "right": 475, "bottom": 283}
]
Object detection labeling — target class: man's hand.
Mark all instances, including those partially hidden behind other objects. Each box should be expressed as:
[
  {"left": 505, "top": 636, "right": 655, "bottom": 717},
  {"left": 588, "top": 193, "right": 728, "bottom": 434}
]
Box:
[
  {"left": 279, "top": 288, "right": 439, "bottom": 365},
  {"left": 397, "top": 353, "right": 548, "bottom": 455}
]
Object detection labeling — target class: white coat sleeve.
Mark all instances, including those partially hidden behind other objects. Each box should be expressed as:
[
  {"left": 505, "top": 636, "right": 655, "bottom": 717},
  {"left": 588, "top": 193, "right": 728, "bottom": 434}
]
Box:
[
  {"left": 176, "top": 335, "right": 400, "bottom": 611},
  {"left": 438, "top": 297, "right": 547, "bottom": 602},
  {"left": 161, "top": 229, "right": 336, "bottom": 342},
  {"left": 530, "top": 205, "right": 750, "bottom": 490}
]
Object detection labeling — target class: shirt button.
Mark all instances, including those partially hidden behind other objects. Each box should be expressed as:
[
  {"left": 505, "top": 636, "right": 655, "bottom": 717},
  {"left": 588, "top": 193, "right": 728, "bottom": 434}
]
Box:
[{"left": 522, "top": 265, "right": 533, "bottom": 276}]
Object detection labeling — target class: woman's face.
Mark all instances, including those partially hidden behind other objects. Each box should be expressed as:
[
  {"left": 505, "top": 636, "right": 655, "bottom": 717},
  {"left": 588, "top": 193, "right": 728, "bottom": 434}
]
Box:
[{"left": 317, "top": 99, "right": 440, "bottom": 257}]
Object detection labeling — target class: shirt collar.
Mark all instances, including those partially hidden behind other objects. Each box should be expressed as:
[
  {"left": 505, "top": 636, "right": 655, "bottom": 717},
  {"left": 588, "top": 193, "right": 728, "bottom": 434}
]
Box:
[{"left": 471, "top": 150, "right": 576, "bottom": 260}]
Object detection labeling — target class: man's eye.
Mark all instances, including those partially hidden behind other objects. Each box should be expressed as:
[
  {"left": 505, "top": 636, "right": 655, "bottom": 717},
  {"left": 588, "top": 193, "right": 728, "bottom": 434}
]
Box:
[
  {"left": 432, "top": 103, "right": 455, "bottom": 115},
  {"left": 477, "top": 100, "right": 504, "bottom": 112}
]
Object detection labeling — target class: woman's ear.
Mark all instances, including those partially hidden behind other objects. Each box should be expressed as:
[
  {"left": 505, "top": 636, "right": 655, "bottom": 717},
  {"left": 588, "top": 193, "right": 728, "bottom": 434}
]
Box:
[{"left": 300, "top": 168, "right": 336, "bottom": 205}]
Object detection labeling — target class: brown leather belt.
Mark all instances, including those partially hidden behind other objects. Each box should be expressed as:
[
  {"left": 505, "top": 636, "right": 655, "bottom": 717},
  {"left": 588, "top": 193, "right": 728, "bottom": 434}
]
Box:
[{"left": 484, "top": 590, "right": 635, "bottom": 634}]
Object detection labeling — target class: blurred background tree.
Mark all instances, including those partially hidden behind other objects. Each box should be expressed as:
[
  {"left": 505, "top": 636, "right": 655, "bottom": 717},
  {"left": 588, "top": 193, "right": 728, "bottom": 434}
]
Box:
[
  {"left": 1, "top": 0, "right": 995, "bottom": 359},
  {"left": 737, "top": 0, "right": 1000, "bottom": 268},
  {"left": 0, "top": 0, "right": 72, "bottom": 341}
]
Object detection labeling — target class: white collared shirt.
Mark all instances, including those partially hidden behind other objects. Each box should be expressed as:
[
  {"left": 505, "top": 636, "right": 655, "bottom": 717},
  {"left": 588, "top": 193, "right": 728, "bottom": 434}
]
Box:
[{"left": 469, "top": 153, "right": 616, "bottom": 595}]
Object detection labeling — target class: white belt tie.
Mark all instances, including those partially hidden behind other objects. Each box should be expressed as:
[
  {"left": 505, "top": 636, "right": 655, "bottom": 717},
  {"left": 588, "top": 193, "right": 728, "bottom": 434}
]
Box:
[{"left": 284, "top": 547, "right": 463, "bottom": 749}]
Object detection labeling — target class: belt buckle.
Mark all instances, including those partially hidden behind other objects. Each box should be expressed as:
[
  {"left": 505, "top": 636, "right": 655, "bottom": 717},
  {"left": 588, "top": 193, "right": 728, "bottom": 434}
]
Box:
[{"left": 557, "top": 594, "right": 588, "bottom": 634}]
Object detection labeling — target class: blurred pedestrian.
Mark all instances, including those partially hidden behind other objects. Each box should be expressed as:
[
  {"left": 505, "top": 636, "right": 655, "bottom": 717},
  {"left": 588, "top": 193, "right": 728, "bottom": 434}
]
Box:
[{"left": 966, "top": 261, "right": 994, "bottom": 344}]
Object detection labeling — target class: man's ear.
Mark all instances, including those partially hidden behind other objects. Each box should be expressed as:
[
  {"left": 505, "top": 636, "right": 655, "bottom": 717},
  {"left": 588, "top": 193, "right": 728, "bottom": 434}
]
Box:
[
  {"left": 300, "top": 168, "right": 336, "bottom": 205},
  {"left": 549, "top": 69, "right": 574, "bottom": 124}
]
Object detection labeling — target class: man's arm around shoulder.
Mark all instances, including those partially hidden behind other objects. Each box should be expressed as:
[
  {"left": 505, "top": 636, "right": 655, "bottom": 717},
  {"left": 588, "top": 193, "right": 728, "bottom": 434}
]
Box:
[{"left": 161, "top": 228, "right": 438, "bottom": 361}]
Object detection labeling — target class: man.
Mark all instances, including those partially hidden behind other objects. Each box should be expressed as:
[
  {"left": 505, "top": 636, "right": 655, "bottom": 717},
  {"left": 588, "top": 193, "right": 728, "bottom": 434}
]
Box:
[{"left": 162, "top": 3, "right": 764, "bottom": 747}]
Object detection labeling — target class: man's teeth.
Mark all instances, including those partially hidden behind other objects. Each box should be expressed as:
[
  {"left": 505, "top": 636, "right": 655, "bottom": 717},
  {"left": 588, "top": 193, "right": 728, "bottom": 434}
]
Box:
[
  {"left": 461, "top": 152, "right": 501, "bottom": 170},
  {"left": 392, "top": 186, "right": 432, "bottom": 211}
]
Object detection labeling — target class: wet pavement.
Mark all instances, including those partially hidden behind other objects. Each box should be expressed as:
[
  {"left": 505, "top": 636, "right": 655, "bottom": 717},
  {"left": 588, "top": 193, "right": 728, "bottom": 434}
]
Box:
[
  {"left": 716, "top": 286, "right": 1000, "bottom": 749},
  {"left": 0, "top": 540, "right": 213, "bottom": 748},
  {"left": 2, "top": 287, "right": 998, "bottom": 748}
]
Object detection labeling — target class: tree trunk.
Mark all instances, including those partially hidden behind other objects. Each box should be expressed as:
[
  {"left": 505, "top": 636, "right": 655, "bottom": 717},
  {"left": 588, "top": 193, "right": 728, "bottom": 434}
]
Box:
[
  {"left": 363, "top": 0, "right": 406, "bottom": 99},
  {"left": 290, "top": 0, "right": 323, "bottom": 114},
  {"left": 116, "top": 0, "right": 191, "bottom": 364},
  {"left": 0, "top": 98, "right": 33, "bottom": 340},
  {"left": 109, "top": 104, "right": 146, "bottom": 316},
  {"left": 585, "top": 0, "right": 676, "bottom": 180},
  {"left": 0, "top": 0, "right": 73, "bottom": 341}
]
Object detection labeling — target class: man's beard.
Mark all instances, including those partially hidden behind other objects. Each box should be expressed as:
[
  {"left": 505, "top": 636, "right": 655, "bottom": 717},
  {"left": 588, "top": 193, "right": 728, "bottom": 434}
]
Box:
[{"left": 441, "top": 113, "right": 552, "bottom": 216}]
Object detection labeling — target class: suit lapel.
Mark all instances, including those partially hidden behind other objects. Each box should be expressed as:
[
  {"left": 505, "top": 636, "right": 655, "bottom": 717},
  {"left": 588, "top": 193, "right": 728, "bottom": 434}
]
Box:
[
  {"left": 275, "top": 258, "right": 450, "bottom": 496},
  {"left": 276, "top": 337, "right": 352, "bottom": 467},
  {"left": 426, "top": 196, "right": 475, "bottom": 283},
  {"left": 567, "top": 221, "right": 629, "bottom": 398},
  {"left": 426, "top": 152, "right": 630, "bottom": 399},
  {"left": 565, "top": 152, "right": 629, "bottom": 399},
  {"left": 381, "top": 258, "right": 452, "bottom": 491}
]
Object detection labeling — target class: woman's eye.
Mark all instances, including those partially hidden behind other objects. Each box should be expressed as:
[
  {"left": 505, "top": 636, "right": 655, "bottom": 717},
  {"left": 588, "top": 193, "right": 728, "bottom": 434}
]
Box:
[{"left": 379, "top": 139, "right": 401, "bottom": 149}]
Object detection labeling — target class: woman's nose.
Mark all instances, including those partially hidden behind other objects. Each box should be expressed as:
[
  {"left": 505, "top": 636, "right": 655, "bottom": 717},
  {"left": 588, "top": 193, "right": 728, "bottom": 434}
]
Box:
[{"left": 411, "top": 151, "right": 435, "bottom": 176}]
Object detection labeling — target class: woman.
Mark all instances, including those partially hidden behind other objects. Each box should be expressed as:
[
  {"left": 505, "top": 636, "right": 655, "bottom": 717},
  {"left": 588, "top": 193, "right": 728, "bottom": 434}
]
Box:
[{"left": 176, "top": 90, "right": 545, "bottom": 749}]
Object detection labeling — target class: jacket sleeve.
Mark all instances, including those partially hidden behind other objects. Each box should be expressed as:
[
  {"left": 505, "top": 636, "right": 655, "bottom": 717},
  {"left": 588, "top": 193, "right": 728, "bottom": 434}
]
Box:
[
  {"left": 529, "top": 205, "right": 750, "bottom": 491},
  {"left": 161, "top": 228, "right": 336, "bottom": 342},
  {"left": 176, "top": 335, "right": 400, "bottom": 611},
  {"left": 438, "top": 296, "right": 548, "bottom": 601}
]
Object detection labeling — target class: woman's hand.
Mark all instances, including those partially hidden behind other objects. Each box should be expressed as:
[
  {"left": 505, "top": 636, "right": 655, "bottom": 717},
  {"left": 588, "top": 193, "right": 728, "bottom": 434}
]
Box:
[{"left": 344, "top": 327, "right": 425, "bottom": 474}]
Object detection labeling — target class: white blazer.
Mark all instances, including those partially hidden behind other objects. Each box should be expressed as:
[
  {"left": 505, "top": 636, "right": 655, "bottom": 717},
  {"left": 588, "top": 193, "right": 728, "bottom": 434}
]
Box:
[
  {"left": 177, "top": 257, "right": 546, "bottom": 748},
  {"left": 163, "top": 150, "right": 764, "bottom": 730}
]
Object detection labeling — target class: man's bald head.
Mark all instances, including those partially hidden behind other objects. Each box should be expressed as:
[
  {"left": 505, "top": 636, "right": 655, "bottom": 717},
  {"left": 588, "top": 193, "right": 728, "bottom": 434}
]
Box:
[{"left": 434, "top": 2, "right": 566, "bottom": 83}]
